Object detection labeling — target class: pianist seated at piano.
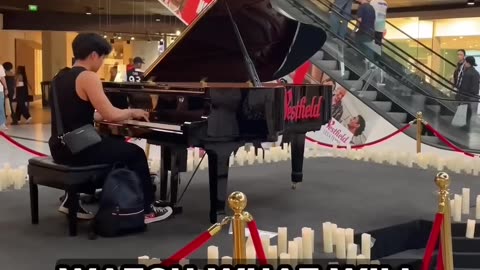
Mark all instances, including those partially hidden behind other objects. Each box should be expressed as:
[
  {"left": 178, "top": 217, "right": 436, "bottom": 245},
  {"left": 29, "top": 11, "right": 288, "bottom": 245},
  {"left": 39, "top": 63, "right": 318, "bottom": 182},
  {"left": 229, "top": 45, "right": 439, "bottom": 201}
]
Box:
[{"left": 48, "top": 33, "right": 173, "bottom": 224}]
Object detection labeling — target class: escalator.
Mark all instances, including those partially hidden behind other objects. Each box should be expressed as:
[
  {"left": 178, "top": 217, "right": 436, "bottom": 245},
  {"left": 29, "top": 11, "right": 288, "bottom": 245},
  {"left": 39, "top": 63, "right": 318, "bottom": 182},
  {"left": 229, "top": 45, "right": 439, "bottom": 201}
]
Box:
[{"left": 272, "top": 0, "right": 480, "bottom": 152}]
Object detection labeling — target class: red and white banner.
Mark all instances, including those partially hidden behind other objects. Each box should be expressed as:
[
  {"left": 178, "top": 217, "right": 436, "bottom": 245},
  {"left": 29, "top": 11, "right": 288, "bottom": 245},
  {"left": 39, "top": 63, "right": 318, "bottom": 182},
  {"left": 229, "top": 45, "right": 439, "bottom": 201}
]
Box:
[{"left": 157, "top": 0, "right": 216, "bottom": 25}]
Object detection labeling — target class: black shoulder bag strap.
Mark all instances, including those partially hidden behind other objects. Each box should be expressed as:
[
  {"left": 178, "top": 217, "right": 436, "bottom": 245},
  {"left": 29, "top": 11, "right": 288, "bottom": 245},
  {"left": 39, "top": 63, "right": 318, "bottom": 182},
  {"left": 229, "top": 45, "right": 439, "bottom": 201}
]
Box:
[{"left": 50, "top": 77, "right": 66, "bottom": 142}]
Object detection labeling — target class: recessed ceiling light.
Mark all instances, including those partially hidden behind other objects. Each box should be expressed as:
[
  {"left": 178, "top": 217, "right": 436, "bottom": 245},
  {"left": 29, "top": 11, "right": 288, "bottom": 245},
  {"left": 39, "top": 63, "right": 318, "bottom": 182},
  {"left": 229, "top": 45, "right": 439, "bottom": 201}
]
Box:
[
  {"left": 155, "top": 18, "right": 160, "bottom": 22},
  {"left": 467, "top": 0, "right": 475, "bottom": 6},
  {"left": 175, "top": 30, "right": 181, "bottom": 36}
]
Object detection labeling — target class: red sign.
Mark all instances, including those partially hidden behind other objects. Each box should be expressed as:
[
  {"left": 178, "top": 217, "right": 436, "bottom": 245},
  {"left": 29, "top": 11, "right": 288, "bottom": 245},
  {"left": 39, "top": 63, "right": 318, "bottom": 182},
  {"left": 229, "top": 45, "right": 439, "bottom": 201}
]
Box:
[
  {"left": 158, "top": 0, "right": 216, "bottom": 25},
  {"left": 284, "top": 89, "right": 323, "bottom": 122}
]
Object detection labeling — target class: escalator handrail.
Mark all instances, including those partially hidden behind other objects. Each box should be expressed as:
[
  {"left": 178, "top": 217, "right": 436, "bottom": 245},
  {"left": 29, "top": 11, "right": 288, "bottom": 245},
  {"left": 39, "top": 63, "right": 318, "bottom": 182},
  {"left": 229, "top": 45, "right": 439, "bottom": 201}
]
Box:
[
  {"left": 312, "top": 0, "right": 457, "bottom": 90},
  {"left": 309, "top": 0, "right": 480, "bottom": 100},
  {"left": 324, "top": 0, "right": 456, "bottom": 68}
]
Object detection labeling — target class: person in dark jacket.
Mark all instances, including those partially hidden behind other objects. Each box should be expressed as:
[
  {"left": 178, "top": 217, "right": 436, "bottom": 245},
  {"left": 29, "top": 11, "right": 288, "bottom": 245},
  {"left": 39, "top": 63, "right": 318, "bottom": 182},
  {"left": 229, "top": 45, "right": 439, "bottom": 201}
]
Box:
[
  {"left": 2, "top": 62, "right": 16, "bottom": 123},
  {"left": 456, "top": 56, "right": 480, "bottom": 130},
  {"left": 453, "top": 49, "right": 466, "bottom": 88}
]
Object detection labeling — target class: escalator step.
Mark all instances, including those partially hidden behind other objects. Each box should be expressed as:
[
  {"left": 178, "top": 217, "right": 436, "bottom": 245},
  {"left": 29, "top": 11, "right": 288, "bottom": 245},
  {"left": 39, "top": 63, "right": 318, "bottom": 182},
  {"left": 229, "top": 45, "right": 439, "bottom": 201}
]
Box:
[
  {"left": 357, "top": 90, "right": 377, "bottom": 101},
  {"left": 317, "top": 60, "right": 337, "bottom": 70},
  {"left": 426, "top": 105, "right": 441, "bottom": 113},
  {"left": 372, "top": 101, "right": 392, "bottom": 112},
  {"left": 344, "top": 80, "right": 364, "bottom": 90},
  {"left": 387, "top": 112, "right": 407, "bottom": 123}
]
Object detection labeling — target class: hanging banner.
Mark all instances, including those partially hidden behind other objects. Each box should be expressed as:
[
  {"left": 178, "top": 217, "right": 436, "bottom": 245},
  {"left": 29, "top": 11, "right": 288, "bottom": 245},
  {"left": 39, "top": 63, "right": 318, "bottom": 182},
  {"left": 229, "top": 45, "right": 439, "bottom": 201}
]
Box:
[{"left": 157, "top": 0, "right": 216, "bottom": 25}]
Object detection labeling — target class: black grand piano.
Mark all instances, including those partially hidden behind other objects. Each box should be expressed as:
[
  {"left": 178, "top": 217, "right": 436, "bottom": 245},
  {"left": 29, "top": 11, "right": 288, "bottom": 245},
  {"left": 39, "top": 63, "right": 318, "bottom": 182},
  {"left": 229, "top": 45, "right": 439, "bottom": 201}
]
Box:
[{"left": 96, "top": 0, "right": 332, "bottom": 223}]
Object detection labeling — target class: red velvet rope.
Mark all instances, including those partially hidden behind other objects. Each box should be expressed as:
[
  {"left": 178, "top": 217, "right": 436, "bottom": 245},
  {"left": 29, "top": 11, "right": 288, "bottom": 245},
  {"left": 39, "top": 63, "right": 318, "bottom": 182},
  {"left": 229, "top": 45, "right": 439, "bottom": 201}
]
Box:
[
  {"left": 306, "top": 123, "right": 412, "bottom": 149},
  {"left": 0, "top": 131, "right": 133, "bottom": 158},
  {"left": 424, "top": 123, "right": 475, "bottom": 157},
  {"left": 161, "top": 231, "right": 212, "bottom": 266},
  {"left": 246, "top": 220, "right": 268, "bottom": 265},
  {"left": 437, "top": 240, "right": 444, "bottom": 270},
  {"left": 0, "top": 131, "right": 47, "bottom": 157},
  {"left": 421, "top": 213, "right": 444, "bottom": 270}
]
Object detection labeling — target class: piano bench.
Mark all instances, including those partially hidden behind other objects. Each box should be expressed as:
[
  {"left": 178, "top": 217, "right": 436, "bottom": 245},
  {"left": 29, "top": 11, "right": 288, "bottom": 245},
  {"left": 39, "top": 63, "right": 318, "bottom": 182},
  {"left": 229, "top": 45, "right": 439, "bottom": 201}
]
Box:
[{"left": 27, "top": 157, "right": 111, "bottom": 237}]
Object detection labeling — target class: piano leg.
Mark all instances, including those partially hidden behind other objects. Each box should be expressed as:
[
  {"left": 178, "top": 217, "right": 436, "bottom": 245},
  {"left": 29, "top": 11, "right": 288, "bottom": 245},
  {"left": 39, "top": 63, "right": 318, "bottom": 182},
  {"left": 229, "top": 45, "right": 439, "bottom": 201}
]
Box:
[
  {"left": 205, "top": 142, "right": 240, "bottom": 224},
  {"left": 159, "top": 147, "right": 169, "bottom": 201},
  {"left": 169, "top": 149, "right": 183, "bottom": 215},
  {"left": 290, "top": 133, "right": 306, "bottom": 189}
]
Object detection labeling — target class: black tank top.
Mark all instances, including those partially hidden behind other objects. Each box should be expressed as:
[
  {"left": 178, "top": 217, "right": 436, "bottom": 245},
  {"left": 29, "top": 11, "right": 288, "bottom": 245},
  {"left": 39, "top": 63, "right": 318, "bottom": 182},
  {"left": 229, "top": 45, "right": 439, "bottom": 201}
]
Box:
[{"left": 49, "top": 66, "right": 95, "bottom": 160}]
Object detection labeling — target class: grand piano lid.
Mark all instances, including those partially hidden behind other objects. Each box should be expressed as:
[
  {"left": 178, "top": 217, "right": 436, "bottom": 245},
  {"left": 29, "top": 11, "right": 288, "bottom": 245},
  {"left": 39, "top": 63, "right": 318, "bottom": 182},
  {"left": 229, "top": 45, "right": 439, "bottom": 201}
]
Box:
[{"left": 143, "top": 0, "right": 326, "bottom": 83}]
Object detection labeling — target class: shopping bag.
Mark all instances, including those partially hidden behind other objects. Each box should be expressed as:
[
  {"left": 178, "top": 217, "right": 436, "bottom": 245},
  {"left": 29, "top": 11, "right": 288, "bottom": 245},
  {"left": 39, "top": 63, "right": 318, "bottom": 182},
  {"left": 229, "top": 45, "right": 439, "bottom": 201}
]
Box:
[
  {"left": 452, "top": 104, "right": 468, "bottom": 127},
  {"left": 4, "top": 97, "right": 11, "bottom": 115}
]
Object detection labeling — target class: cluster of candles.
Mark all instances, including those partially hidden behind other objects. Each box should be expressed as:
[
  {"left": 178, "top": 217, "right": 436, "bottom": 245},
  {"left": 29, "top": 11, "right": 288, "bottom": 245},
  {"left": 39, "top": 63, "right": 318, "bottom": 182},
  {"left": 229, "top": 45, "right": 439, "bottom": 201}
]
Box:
[
  {"left": 450, "top": 188, "right": 480, "bottom": 239},
  {"left": 0, "top": 163, "right": 28, "bottom": 192},
  {"left": 326, "top": 147, "right": 480, "bottom": 175},
  {"left": 147, "top": 142, "right": 480, "bottom": 176},
  {"left": 149, "top": 145, "right": 293, "bottom": 173},
  {"left": 138, "top": 225, "right": 379, "bottom": 266},
  {"left": 322, "top": 222, "right": 373, "bottom": 265}
]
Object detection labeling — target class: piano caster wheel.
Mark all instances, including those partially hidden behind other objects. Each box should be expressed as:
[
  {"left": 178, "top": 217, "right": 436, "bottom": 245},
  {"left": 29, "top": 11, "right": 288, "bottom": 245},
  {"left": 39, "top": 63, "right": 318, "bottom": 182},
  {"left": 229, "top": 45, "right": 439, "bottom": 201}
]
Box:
[{"left": 291, "top": 183, "right": 298, "bottom": 190}]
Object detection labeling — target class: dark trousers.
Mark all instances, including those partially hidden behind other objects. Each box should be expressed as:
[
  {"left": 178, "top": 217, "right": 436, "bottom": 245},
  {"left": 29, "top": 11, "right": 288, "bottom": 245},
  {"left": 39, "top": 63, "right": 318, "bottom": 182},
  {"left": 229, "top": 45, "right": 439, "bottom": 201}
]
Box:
[
  {"left": 14, "top": 87, "right": 31, "bottom": 122},
  {"left": 51, "top": 136, "right": 154, "bottom": 212}
]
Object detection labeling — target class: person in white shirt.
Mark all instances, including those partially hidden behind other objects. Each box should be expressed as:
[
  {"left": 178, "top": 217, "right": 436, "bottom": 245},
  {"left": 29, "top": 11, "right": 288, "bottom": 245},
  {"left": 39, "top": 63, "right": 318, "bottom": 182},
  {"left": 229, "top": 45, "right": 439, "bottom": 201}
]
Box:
[
  {"left": 0, "top": 64, "right": 8, "bottom": 130},
  {"left": 370, "top": 0, "right": 388, "bottom": 48}
]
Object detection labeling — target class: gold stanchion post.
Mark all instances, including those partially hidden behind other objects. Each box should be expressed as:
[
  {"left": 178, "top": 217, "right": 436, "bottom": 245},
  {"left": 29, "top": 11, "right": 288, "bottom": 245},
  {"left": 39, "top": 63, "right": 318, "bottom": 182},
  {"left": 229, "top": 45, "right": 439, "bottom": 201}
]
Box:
[
  {"left": 228, "top": 191, "right": 247, "bottom": 264},
  {"left": 416, "top": 112, "right": 423, "bottom": 153},
  {"left": 435, "top": 172, "right": 454, "bottom": 270}
]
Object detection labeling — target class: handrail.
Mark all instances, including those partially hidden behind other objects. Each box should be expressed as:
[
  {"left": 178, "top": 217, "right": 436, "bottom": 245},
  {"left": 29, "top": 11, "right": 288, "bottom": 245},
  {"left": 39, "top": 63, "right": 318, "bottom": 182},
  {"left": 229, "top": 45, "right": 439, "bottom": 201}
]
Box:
[
  {"left": 324, "top": 0, "right": 456, "bottom": 68},
  {"left": 307, "top": 0, "right": 480, "bottom": 100},
  {"left": 314, "top": 0, "right": 456, "bottom": 91}
]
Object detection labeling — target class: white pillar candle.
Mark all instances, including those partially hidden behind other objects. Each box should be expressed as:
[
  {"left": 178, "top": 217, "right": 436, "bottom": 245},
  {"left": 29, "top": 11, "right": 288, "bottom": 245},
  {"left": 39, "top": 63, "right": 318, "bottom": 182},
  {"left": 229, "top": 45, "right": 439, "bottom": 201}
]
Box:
[
  {"left": 193, "top": 148, "right": 200, "bottom": 166},
  {"left": 257, "top": 148, "right": 264, "bottom": 164},
  {"left": 361, "top": 233, "right": 371, "bottom": 259},
  {"left": 279, "top": 253, "right": 290, "bottom": 265},
  {"left": 221, "top": 256, "right": 232, "bottom": 265},
  {"left": 261, "top": 236, "right": 270, "bottom": 253},
  {"left": 371, "top": 260, "right": 381, "bottom": 265},
  {"left": 302, "top": 227, "right": 313, "bottom": 262},
  {"left": 179, "top": 259, "right": 189, "bottom": 266},
  {"left": 14, "top": 169, "right": 24, "bottom": 190},
  {"left": 246, "top": 245, "right": 256, "bottom": 264},
  {"left": 277, "top": 227, "right": 287, "bottom": 256},
  {"left": 247, "top": 151, "right": 255, "bottom": 165},
  {"left": 323, "top": 222, "right": 334, "bottom": 253},
  {"left": 346, "top": 243, "right": 358, "bottom": 265},
  {"left": 264, "top": 150, "right": 271, "bottom": 163},
  {"left": 207, "top": 245, "right": 219, "bottom": 264},
  {"left": 268, "top": 245, "right": 278, "bottom": 266},
  {"left": 294, "top": 237, "right": 303, "bottom": 263},
  {"left": 187, "top": 149, "right": 194, "bottom": 171},
  {"left": 330, "top": 223, "right": 337, "bottom": 245},
  {"left": 476, "top": 195, "right": 480, "bottom": 220},
  {"left": 450, "top": 199, "right": 455, "bottom": 218},
  {"left": 463, "top": 188, "right": 471, "bottom": 215},
  {"left": 357, "top": 254, "right": 369, "bottom": 264},
  {"left": 454, "top": 194, "right": 462, "bottom": 222},
  {"left": 345, "top": 228, "right": 354, "bottom": 246},
  {"left": 288, "top": 240, "right": 298, "bottom": 265},
  {"left": 466, "top": 219, "right": 476, "bottom": 239},
  {"left": 229, "top": 154, "right": 234, "bottom": 167},
  {"left": 138, "top": 255, "right": 150, "bottom": 265},
  {"left": 335, "top": 228, "right": 346, "bottom": 259},
  {"left": 246, "top": 236, "right": 254, "bottom": 248}
]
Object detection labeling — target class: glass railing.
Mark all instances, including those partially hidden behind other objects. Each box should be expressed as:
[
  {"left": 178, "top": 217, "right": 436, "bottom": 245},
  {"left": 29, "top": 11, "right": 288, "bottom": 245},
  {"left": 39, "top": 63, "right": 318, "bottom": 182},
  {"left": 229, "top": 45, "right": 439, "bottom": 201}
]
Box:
[{"left": 275, "top": 0, "right": 480, "bottom": 151}]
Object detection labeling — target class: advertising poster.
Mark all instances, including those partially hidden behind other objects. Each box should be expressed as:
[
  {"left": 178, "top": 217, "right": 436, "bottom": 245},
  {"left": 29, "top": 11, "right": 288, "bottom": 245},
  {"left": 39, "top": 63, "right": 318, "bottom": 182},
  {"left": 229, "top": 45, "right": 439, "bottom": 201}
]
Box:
[
  {"left": 301, "top": 66, "right": 381, "bottom": 146},
  {"left": 157, "top": 0, "right": 216, "bottom": 25}
]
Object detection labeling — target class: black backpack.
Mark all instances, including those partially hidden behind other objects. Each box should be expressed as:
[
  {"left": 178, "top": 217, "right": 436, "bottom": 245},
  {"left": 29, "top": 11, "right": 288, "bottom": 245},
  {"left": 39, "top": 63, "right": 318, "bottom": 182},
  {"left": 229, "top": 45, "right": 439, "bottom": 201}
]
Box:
[{"left": 90, "top": 165, "right": 146, "bottom": 238}]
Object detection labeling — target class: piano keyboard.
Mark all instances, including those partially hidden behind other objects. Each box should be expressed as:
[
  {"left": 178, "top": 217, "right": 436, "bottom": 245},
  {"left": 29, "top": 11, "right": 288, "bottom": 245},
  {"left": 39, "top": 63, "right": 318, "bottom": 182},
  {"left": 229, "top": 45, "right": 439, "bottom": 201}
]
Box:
[{"left": 123, "top": 120, "right": 183, "bottom": 133}]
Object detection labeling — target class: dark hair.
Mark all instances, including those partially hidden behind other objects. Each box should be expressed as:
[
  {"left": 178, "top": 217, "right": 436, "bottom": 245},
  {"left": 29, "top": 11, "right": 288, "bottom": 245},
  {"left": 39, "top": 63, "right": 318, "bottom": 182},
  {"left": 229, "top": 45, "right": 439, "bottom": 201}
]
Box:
[
  {"left": 457, "top": 49, "right": 466, "bottom": 55},
  {"left": 16, "top": 66, "right": 29, "bottom": 88},
  {"left": 72, "top": 33, "right": 112, "bottom": 60},
  {"left": 354, "top": 115, "right": 366, "bottom": 136},
  {"left": 2, "top": 62, "right": 13, "bottom": 71}
]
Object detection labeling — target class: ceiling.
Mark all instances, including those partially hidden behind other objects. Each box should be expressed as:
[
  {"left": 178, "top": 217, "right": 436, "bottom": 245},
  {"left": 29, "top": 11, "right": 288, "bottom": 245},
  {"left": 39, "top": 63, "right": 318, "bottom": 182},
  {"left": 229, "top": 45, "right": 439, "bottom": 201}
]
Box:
[{"left": 0, "top": 0, "right": 171, "bottom": 16}]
